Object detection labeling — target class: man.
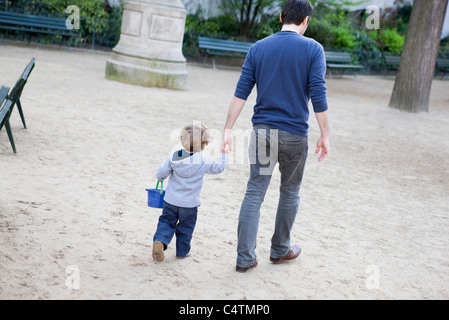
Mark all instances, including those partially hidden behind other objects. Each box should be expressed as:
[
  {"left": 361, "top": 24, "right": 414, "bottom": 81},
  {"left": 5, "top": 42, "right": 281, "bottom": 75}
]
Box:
[{"left": 221, "top": 0, "right": 330, "bottom": 273}]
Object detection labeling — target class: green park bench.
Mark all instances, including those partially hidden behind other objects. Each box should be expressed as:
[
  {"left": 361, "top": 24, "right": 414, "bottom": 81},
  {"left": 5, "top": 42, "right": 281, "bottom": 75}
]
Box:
[
  {"left": 0, "top": 85, "right": 15, "bottom": 153},
  {"left": 383, "top": 54, "right": 448, "bottom": 79},
  {"left": 198, "top": 36, "right": 254, "bottom": 69},
  {"left": 0, "top": 57, "right": 36, "bottom": 153},
  {"left": 325, "top": 51, "right": 365, "bottom": 78},
  {"left": 0, "top": 11, "right": 77, "bottom": 48},
  {"left": 436, "top": 58, "right": 449, "bottom": 79},
  {"left": 384, "top": 54, "right": 401, "bottom": 71}
]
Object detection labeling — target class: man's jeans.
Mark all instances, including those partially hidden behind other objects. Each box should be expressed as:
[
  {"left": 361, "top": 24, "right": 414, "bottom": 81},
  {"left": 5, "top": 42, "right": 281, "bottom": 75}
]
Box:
[{"left": 237, "top": 124, "right": 308, "bottom": 268}]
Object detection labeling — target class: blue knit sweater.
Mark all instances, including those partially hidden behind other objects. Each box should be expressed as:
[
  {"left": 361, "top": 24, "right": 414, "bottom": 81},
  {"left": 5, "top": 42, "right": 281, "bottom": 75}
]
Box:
[{"left": 234, "top": 31, "right": 328, "bottom": 137}]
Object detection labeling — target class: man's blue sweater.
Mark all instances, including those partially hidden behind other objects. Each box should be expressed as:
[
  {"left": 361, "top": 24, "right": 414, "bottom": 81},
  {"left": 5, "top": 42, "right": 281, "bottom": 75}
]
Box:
[{"left": 234, "top": 31, "right": 328, "bottom": 137}]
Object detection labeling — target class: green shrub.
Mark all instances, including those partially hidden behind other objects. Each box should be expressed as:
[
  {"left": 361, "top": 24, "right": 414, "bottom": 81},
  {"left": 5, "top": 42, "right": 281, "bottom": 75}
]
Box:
[
  {"left": 306, "top": 18, "right": 337, "bottom": 49},
  {"left": 43, "top": 0, "right": 108, "bottom": 36},
  {"left": 334, "top": 25, "right": 358, "bottom": 50},
  {"left": 306, "top": 10, "right": 359, "bottom": 50},
  {"left": 378, "top": 28, "right": 405, "bottom": 54},
  {"left": 256, "top": 13, "right": 282, "bottom": 40},
  {"left": 183, "top": 11, "right": 241, "bottom": 59},
  {"left": 395, "top": 4, "right": 413, "bottom": 35}
]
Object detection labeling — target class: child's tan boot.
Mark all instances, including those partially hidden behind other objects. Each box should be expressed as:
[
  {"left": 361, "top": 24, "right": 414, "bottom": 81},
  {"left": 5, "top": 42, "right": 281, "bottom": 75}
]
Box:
[{"left": 152, "top": 241, "right": 165, "bottom": 261}]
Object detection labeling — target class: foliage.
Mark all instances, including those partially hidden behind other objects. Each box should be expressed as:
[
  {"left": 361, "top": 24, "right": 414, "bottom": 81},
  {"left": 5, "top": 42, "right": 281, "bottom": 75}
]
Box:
[
  {"left": 376, "top": 28, "right": 405, "bottom": 54},
  {"left": 219, "top": 0, "right": 283, "bottom": 40},
  {"left": 0, "top": 0, "right": 123, "bottom": 48},
  {"left": 183, "top": 0, "right": 413, "bottom": 69},
  {"left": 334, "top": 25, "right": 358, "bottom": 50},
  {"left": 306, "top": 9, "right": 360, "bottom": 50},
  {"left": 306, "top": 18, "right": 336, "bottom": 48},
  {"left": 183, "top": 8, "right": 240, "bottom": 58},
  {"left": 185, "top": 9, "right": 239, "bottom": 37},
  {"left": 255, "top": 11, "right": 282, "bottom": 39},
  {"left": 395, "top": 4, "right": 413, "bottom": 34},
  {"left": 43, "top": 0, "right": 109, "bottom": 34}
]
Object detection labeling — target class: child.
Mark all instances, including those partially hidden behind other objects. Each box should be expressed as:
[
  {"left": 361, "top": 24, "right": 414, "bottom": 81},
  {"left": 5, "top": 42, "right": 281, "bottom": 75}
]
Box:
[{"left": 152, "top": 123, "right": 228, "bottom": 261}]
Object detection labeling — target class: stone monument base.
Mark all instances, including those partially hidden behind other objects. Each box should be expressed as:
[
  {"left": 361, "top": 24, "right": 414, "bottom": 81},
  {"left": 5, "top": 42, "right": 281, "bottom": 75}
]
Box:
[
  {"left": 105, "top": 52, "right": 187, "bottom": 90},
  {"left": 105, "top": 0, "right": 188, "bottom": 90}
]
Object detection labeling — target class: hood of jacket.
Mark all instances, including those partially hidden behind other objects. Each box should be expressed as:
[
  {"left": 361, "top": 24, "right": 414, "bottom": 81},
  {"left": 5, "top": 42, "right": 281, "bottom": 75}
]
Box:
[{"left": 169, "top": 149, "right": 204, "bottom": 178}]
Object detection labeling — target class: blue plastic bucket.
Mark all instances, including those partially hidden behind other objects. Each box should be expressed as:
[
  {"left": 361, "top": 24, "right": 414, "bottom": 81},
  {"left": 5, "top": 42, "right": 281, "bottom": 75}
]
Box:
[{"left": 146, "top": 181, "right": 165, "bottom": 208}]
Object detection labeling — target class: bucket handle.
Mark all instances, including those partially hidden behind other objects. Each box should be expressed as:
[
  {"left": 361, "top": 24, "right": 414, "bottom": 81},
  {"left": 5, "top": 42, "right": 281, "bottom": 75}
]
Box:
[{"left": 156, "top": 181, "right": 164, "bottom": 195}]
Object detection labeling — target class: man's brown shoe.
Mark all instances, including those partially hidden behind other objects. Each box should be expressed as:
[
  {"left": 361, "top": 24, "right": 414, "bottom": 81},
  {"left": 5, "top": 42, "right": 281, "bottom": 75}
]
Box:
[
  {"left": 270, "top": 246, "right": 301, "bottom": 264},
  {"left": 236, "top": 260, "right": 258, "bottom": 273}
]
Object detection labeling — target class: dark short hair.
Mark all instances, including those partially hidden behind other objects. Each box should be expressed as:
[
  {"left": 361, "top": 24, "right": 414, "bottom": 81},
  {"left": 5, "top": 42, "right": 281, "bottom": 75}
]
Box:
[{"left": 281, "top": 0, "right": 313, "bottom": 26}]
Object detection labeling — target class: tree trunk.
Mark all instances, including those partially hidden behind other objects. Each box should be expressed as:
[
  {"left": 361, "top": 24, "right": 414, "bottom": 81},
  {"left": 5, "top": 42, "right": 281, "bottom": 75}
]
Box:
[{"left": 389, "top": 0, "right": 448, "bottom": 112}]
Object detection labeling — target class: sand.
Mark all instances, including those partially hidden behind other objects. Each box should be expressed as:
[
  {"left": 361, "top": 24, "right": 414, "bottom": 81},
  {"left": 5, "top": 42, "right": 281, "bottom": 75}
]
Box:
[{"left": 1, "top": 43, "right": 449, "bottom": 300}]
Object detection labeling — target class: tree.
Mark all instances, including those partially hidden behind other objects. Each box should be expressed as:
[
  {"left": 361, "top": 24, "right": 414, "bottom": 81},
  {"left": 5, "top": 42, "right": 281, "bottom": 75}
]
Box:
[
  {"left": 219, "top": 0, "right": 282, "bottom": 40},
  {"left": 389, "top": 0, "right": 449, "bottom": 112}
]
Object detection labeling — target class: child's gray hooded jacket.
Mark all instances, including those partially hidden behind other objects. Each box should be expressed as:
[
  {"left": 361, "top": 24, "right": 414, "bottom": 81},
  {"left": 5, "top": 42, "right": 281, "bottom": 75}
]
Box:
[{"left": 156, "top": 150, "right": 228, "bottom": 208}]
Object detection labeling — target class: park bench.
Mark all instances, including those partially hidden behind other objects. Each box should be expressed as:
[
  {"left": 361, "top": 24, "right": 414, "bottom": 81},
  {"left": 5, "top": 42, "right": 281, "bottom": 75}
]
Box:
[
  {"left": 0, "top": 11, "right": 77, "bottom": 48},
  {"left": 198, "top": 36, "right": 254, "bottom": 69},
  {"left": 0, "top": 85, "right": 16, "bottom": 153},
  {"left": 436, "top": 58, "right": 449, "bottom": 79},
  {"left": 0, "top": 57, "right": 36, "bottom": 153},
  {"left": 324, "top": 51, "right": 365, "bottom": 78},
  {"left": 383, "top": 55, "right": 448, "bottom": 79},
  {"left": 384, "top": 54, "right": 401, "bottom": 71}
]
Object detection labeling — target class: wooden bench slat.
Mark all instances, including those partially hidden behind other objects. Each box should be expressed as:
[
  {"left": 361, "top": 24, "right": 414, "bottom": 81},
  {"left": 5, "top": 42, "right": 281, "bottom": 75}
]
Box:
[
  {"left": 0, "top": 13, "right": 67, "bottom": 24},
  {"left": 198, "top": 36, "right": 254, "bottom": 69},
  {"left": 0, "top": 86, "right": 15, "bottom": 153},
  {"left": 436, "top": 58, "right": 449, "bottom": 79},
  {"left": 324, "top": 51, "right": 364, "bottom": 78},
  {"left": 0, "top": 86, "right": 9, "bottom": 103},
  {"left": 0, "top": 25, "right": 75, "bottom": 37},
  {"left": 0, "top": 18, "right": 71, "bottom": 31},
  {"left": 0, "top": 11, "right": 64, "bottom": 20},
  {"left": 327, "top": 63, "right": 364, "bottom": 69},
  {"left": 383, "top": 54, "right": 401, "bottom": 70},
  {"left": 0, "top": 91, "right": 11, "bottom": 128},
  {"left": 437, "top": 59, "right": 449, "bottom": 68},
  {"left": 0, "top": 86, "right": 10, "bottom": 128}
]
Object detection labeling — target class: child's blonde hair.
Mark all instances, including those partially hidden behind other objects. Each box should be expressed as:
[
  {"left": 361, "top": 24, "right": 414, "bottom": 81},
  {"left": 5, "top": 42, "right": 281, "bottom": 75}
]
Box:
[{"left": 180, "top": 124, "right": 210, "bottom": 153}]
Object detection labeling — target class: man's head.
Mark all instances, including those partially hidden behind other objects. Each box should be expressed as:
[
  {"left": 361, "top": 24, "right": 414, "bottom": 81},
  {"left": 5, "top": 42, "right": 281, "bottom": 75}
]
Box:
[{"left": 281, "top": 0, "right": 313, "bottom": 26}]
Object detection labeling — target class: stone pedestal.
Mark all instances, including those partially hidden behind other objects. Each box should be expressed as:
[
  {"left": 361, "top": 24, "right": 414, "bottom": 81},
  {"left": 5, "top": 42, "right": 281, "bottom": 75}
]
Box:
[{"left": 105, "top": 0, "right": 187, "bottom": 90}]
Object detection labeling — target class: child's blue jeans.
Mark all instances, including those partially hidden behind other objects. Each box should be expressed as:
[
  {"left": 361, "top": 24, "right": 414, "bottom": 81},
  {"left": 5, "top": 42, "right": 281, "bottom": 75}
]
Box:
[{"left": 153, "top": 201, "right": 198, "bottom": 258}]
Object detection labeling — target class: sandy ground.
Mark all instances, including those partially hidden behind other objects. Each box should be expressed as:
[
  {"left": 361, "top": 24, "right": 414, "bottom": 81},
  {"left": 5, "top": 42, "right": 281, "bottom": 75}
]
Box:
[{"left": 1, "top": 43, "right": 449, "bottom": 300}]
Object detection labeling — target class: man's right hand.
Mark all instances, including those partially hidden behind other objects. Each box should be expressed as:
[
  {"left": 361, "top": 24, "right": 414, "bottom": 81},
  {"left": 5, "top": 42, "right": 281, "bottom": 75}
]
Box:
[
  {"left": 315, "top": 135, "right": 329, "bottom": 162},
  {"left": 221, "top": 129, "right": 233, "bottom": 154},
  {"left": 314, "top": 110, "right": 330, "bottom": 162}
]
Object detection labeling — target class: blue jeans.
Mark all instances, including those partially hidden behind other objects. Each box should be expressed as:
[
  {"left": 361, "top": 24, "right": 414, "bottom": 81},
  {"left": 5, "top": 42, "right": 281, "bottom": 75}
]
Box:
[
  {"left": 237, "top": 124, "right": 308, "bottom": 268},
  {"left": 153, "top": 201, "right": 198, "bottom": 258}
]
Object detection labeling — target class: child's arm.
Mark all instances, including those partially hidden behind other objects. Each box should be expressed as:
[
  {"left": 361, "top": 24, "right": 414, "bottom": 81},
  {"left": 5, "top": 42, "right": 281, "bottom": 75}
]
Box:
[
  {"left": 205, "top": 153, "right": 228, "bottom": 174},
  {"left": 156, "top": 158, "right": 172, "bottom": 181}
]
